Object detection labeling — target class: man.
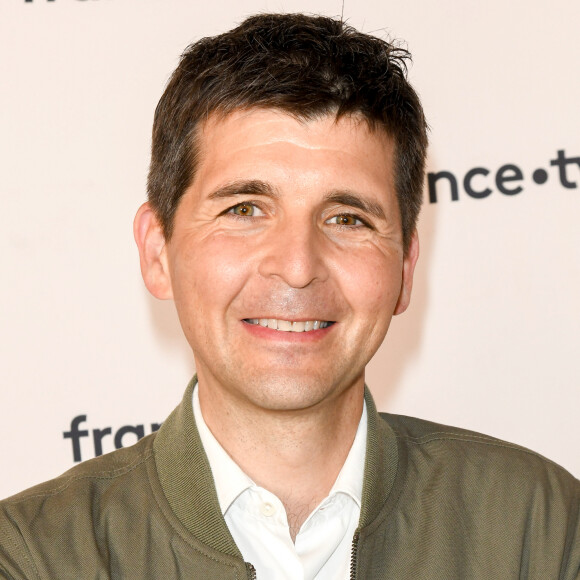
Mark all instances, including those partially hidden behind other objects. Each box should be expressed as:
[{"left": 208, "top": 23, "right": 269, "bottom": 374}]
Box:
[{"left": 0, "top": 13, "right": 578, "bottom": 580}]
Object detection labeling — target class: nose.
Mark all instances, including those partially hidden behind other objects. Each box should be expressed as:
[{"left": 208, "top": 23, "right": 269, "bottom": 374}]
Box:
[{"left": 257, "top": 217, "right": 329, "bottom": 289}]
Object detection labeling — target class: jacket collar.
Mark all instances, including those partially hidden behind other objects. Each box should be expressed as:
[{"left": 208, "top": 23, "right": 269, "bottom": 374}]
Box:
[
  {"left": 153, "top": 377, "right": 401, "bottom": 555},
  {"left": 359, "top": 390, "right": 403, "bottom": 531}
]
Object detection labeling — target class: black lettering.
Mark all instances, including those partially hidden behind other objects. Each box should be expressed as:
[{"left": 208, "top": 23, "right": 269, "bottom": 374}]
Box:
[
  {"left": 532, "top": 168, "right": 548, "bottom": 185},
  {"left": 550, "top": 149, "right": 580, "bottom": 189},
  {"left": 464, "top": 167, "right": 492, "bottom": 199},
  {"left": 93, "top": 427, "right": 112, "bottom": 457},
  {"left": 63, "top": 415, "right": 89, "bottom": 463},
  {"left": 496, "top": 164, "right": 524, "bottom": 195},
  {"left": 428, "top": 171, "right": 458, "bottom": 203},
  {"left": 114, "top": 425, "right": 145, "bottom": 449},
  {"left": 151, "top": 423, "right": 162, "bottom": 432}
]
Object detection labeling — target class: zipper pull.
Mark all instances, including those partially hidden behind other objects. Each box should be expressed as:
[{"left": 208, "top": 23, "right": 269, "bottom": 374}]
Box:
[{"left": 245, "top": 561, "right": 257, "bottom": 579}]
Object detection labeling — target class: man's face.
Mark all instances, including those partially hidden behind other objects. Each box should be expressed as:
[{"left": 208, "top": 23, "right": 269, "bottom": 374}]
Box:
[{"left": 139, "top": 109, "right": 418, "bottom": 413}]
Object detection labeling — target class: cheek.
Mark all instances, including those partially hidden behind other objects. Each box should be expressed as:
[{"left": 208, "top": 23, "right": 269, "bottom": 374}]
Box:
[
  {"left": 169, "top": 234, "right": 254, "bottom": 317},
  {"left": 336, "top": 249, "right": 403, "bottom": 316},
  {"left": 203, "top": 234, "right": 256, "bottom": 287}
]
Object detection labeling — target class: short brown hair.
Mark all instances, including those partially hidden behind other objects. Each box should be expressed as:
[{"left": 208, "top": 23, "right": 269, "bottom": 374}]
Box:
[{"left": 148, "top": 13, "right": 428, "bottom": 252}]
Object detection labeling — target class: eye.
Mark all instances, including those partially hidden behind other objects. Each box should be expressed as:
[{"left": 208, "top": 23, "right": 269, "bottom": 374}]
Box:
[
  {"left": 326, "top": 214, "right": 365, "bottom": 227},
  {"left": 227, "top": 202, "right": 263, "bottom": 217}
]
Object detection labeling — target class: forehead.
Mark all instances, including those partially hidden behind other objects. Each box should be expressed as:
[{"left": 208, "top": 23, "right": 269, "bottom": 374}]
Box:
[{"left": 192, "top": 108, "right": 396, "bottom": 196}]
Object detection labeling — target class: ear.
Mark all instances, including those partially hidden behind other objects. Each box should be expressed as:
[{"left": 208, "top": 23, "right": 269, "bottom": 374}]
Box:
[
  {"left": 394, "top": 230, "right": 419, "bottom": 315},
  {"left": 133, "top": 202, "right": 173, "bottom": 300}
]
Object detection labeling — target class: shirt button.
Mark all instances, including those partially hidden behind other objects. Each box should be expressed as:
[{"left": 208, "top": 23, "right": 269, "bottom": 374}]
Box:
[{"left": 260, "top": 502, "right": 276, "bottom": 517}]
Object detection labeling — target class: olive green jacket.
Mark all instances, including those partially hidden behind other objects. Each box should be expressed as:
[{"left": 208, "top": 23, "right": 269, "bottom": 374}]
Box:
[{"left": 1, "top": 381, "right": 579, "bottom": 579}]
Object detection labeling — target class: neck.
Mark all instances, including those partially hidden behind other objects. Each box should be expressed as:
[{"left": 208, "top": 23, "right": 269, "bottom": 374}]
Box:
[{"left": 197, "top": 376, "right": 364, "bottom": 539}]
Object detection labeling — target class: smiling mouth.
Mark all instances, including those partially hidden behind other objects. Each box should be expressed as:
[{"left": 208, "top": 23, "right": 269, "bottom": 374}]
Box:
[{"left": 243, "top": 319, "right": 335, "bottom": 333}]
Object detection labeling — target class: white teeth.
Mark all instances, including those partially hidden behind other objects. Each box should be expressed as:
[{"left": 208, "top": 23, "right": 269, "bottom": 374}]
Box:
[
  {"left": 292, "top": 321, "right": 306, "bottom": 332},
  {"left": 245, "top": 319, "right": 332, "bottom": 332}
]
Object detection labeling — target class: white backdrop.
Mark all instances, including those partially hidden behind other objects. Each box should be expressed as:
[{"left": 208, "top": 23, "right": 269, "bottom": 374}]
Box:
[{"left": 1, "top": 0, "right": 578, "bottom": 500}]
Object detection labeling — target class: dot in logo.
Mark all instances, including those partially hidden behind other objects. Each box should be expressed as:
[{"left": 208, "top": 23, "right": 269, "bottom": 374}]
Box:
[{"left": 532, "top": 168, "right": 548, "bottom": 184}]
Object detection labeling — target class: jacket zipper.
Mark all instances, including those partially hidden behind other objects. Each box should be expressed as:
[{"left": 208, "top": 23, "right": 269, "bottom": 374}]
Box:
[
  {"left": 350, "top": 530, "right": 360, "bottom": 580},
  {"left": 246, "top": 562, "right": 257, "bottom": 579},
  {"left": 246, "top": 531, "right": 359, "bottom": 579}
]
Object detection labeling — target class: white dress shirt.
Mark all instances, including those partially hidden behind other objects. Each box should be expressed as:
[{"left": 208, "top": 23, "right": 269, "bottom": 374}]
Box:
[{"left": 193, "top": 385, "right": 367, "bottom": 580}]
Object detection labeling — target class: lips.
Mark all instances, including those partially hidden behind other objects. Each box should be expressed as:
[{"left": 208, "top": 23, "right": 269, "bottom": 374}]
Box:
[{"left": 243, "top": 319, "right": 334, "bottom": 333}]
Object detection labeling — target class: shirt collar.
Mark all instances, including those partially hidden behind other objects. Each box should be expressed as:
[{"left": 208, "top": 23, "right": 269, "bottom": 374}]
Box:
[
  {"left": 193, "top": 382, "right": 367, "bottom": 514},
  {"left": 193, "top": 384, "right": 254, "bottom": 515},
  {"left": 328, "top": 397, "right": 366, "bottom": 508}
]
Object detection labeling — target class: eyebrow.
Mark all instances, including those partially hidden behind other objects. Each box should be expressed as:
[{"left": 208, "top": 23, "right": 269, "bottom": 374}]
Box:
[
  {"left": 207, "top": 180, "right": 387, "bottom": 221},
  {"left": 207, "top": 180, "right": 278, "bottom": 200},
  {"left": 324, "top": 191, "right": 387, "bottom": 220}
]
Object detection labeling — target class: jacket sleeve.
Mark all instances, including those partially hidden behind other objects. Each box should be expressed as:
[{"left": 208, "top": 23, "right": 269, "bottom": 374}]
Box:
[
  {"left": 0, "top": 566, "right": 17, "bottom": 580},
  {"left": 0, "top": 512, "right": 39, "bottom": 580},
  {"left": 564, "top": 497, "right": 580, "bottom": 580}
]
